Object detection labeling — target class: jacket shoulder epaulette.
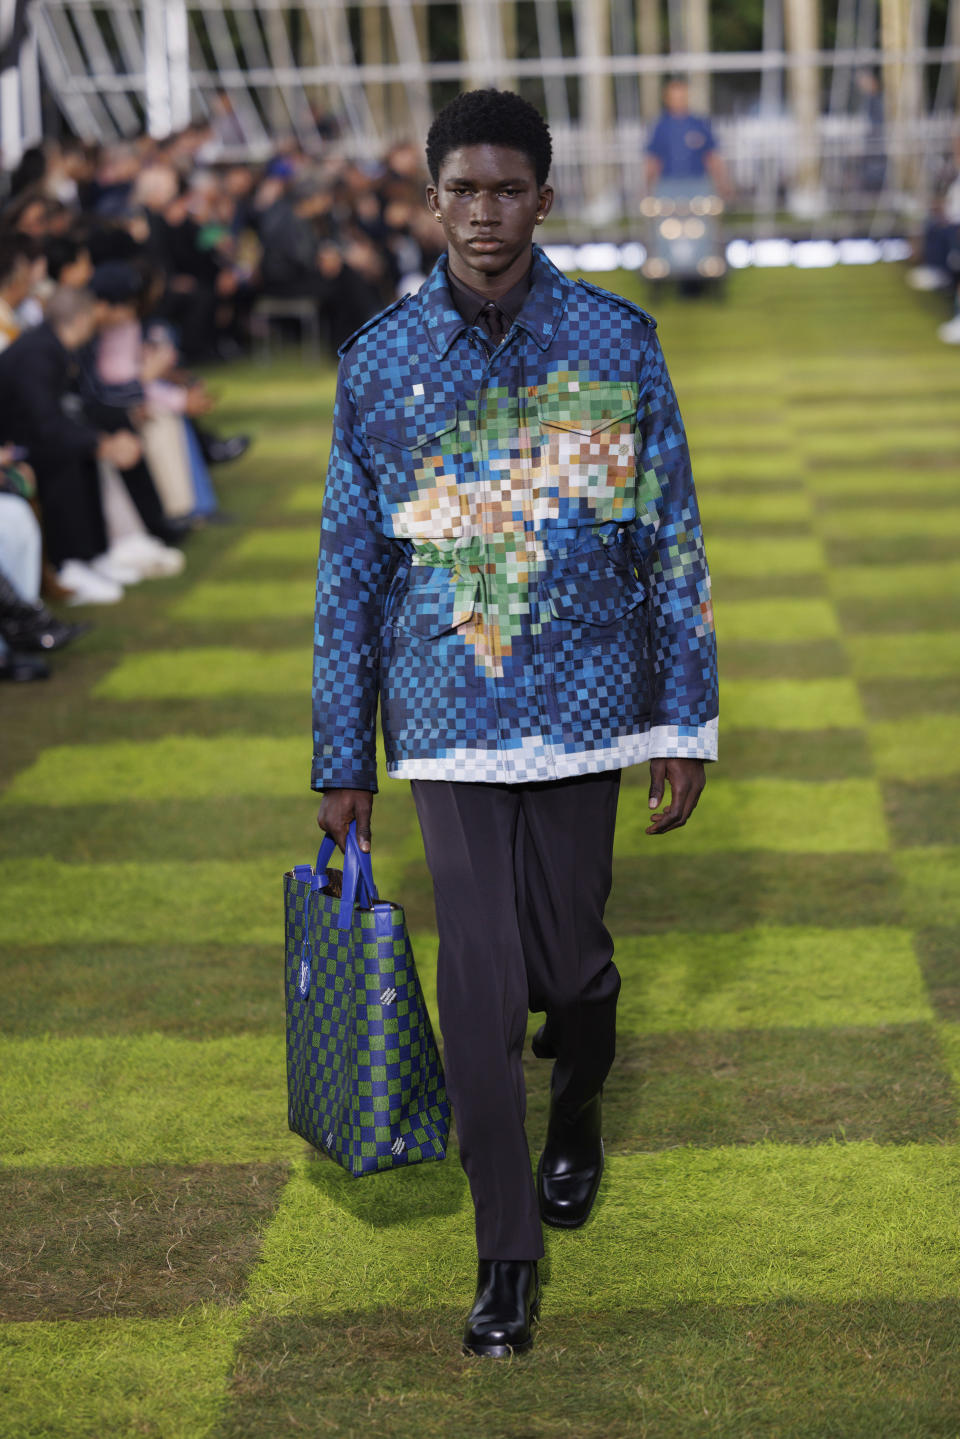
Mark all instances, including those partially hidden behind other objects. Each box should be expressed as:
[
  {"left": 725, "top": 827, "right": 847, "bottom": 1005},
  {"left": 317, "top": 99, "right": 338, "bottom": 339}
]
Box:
[
  {"left": 575, "top": 277, "right": 657, "bottom": 329},
  {"left": 337, "top": 292, "right": 413, "bottom": 359}
]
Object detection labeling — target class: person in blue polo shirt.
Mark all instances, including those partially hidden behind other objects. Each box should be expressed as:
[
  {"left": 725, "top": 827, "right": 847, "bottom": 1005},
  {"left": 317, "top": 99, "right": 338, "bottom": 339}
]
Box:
[{"left": 645, "top": 77, "right": 730, "bottom": 195}]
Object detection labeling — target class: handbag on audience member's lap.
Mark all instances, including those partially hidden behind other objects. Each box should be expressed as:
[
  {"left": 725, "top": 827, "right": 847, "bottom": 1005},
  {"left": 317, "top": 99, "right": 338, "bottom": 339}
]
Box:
[{"left": 283, "top": 822, "right": 449, "bottom": 1175}]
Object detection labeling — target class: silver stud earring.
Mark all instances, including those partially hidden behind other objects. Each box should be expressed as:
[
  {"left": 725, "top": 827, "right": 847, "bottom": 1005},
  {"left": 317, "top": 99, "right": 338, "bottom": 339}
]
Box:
[
  {"left": 435, "top": 211, "right": 443, "bottom": 221},
  {"left": 536, "top": 214, "right": 544, "bottom": 223}
]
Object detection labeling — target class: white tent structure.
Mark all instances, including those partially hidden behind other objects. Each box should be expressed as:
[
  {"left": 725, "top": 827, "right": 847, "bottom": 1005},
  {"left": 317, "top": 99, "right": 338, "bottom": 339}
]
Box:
[{"left": 1, "top": 0, "right": 957, "bottom": 225}]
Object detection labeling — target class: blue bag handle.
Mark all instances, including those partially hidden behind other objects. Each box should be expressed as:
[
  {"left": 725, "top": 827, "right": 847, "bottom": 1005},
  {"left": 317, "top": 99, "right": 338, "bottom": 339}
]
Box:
[{"left": 314, "top": 822, "right": 379, "bottom": 931}]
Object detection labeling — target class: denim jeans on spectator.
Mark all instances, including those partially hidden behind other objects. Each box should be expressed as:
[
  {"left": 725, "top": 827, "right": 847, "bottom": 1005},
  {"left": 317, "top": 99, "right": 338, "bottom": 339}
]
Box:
[{"left": 0, "top": 493, "right": 43, "bottom": 661}]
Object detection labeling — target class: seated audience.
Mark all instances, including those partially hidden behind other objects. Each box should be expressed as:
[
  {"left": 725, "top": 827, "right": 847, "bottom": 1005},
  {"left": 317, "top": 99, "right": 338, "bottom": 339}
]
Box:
[
  {"left": 0, "top": 286, "right": 143, "bottom": 604},
  {"left": 0, "top": 120, "right": 444, "bottom": 687}
]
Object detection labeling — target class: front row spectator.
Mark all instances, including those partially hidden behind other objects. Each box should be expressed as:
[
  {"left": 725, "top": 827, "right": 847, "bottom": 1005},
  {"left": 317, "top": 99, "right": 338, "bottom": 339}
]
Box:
[
  {"left": 0, "top": 235, "right": 36, "bottom": 351},
  {"left": 0, "top": 286, "right": 144, "bottom": 604},
  {"left": 85, "top": 262, "right": 220, "bottom": 531},
  {"left": 0, "top": 466, "right": 87, "bottom": 682}
]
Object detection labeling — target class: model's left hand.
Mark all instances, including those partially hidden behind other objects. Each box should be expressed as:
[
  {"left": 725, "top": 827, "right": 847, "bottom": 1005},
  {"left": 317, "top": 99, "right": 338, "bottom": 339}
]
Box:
[{"left": 646, "top": 758, "right": 706, "bottom": 835}]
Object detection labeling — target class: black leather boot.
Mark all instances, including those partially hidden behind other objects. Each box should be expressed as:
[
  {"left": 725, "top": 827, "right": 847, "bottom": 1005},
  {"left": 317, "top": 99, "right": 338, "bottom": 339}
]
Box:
[
  {"left": 0, "top": 573, "right": 90, "bottom": 653},
  {"left": 537, "top": 1091, "right": 604, "bottom": 1229},
  {"left": 0, "top": 651, "right": 50, "bottom": 682},
  {"left": 462, "top": 1259, "right": 540, "bottom": 1357}
]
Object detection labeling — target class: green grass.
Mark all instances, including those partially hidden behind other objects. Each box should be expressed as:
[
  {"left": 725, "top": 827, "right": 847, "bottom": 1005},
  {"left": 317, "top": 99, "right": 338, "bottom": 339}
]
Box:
[
  {"left": 713, "top": 597, "right": 840, "bottom": 642},
  {"left": 707, "top": 535, "right": 826, "bottom": 578},
  {"left": 2, "top": 736, "right": 308, "bottom": 804},
  {"left": 721, "top": 678, "right": 864, "bottom": 729},
  {"left": 94, "top": 647, "right": 307, "bottom": 699},
  {"left": 611, "top": 926, "right": 930, "bottom": 1032},
  {"left": 2, "top": 265, "right": 959, "bottom": 1437},
  {"left": 846, "top": 632, "right": 960, "bottom": 680},
  {"left": 616, "top": 777, "right": 889, "bottom": 853},
  {"left": 0, "top": 1309, "right": 242, "bottom": 1439},
  {"left": 0, "top": 1034, "right": 298, "bottom": 1167}
]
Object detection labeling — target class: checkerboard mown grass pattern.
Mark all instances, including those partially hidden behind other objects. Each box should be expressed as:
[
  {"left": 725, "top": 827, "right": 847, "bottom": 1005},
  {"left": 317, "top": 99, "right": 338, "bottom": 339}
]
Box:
[{"left": 2, "top": 265, "right": 960, "bottom": 1438}]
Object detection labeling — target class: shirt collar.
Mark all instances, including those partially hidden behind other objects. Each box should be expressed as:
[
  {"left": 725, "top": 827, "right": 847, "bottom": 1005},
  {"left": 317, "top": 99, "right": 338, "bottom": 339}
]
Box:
[
  {"left": 421, "top": 243, "right": 569, "bottom": 357},
  {"left": 446, "top": 265, "right": 532, "bottom": 330}
]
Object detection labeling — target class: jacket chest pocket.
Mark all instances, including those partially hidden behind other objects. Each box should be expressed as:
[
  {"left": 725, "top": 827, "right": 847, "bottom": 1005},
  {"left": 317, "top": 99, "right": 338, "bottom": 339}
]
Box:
[
  {"left": 532, "top": 381, "right": 639, "bottom": 524},
  {"left": 364, "top": 400, "right": 464, "bottom": 540}
]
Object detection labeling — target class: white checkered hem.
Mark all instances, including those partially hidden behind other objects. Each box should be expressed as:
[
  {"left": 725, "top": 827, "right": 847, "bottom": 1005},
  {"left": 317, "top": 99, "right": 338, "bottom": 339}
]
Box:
[{"left": 388, "top": 719, "right": 718, "bottom": 785}]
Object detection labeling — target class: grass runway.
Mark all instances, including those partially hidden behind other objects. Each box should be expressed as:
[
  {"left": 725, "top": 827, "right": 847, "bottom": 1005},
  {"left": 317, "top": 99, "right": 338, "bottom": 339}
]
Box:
[{"left": 2, "top": 264, "right": 960, "bottom": 1437}]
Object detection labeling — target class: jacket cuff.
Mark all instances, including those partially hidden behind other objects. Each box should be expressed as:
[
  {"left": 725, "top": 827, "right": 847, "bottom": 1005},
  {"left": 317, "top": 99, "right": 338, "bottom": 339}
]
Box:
[
  {"left": 646, "top": 717, "right": 718, "bottom": 762},
  {"left": 311, "top": 764, "right": 378, "bottom": 794}
]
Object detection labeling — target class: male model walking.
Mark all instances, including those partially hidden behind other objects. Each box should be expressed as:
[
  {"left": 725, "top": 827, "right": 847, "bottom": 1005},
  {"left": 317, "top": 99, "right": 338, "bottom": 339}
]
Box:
[{"left": 314, "top": 88, "right": 718, "bottom": 1357}]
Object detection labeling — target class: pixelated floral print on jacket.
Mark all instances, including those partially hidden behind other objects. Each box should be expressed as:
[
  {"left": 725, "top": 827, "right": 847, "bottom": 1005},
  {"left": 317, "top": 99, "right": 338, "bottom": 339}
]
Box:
[{"left": 312, "top": 245, "right": 717, "bottom": 789}]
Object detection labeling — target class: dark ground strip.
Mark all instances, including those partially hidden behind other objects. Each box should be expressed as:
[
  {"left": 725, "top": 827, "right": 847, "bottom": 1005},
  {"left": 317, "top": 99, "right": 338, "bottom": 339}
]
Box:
[
  {"left": 717, "top": 730, "right": 873, "bottom": 780},
  {"left": 825, "top": 536, "right": 960, "bottom": 567},
  {"left": 882, "top": 779, "right": 960, "bottom": 850},
  {"left": 858, "top": 678, "right": 960, "bottom": 721},
  {"left": 0, "top": 943, "right": 283, "bottom": 1038},
  {"left": 0, "top": 1162, "right": 289, "bottom": 1321},
  {"left": 718, "top": 640, "right": 851, "bottom": 680},
  {"left": 836, "top": 597, "right": 960, "bottom": 634},
  {"left": 601, "top": 853, "right": 904, "bottom": 934},
  {"left": 217, "top": 1300, "right": 960, "bottom": 1439},
  {"left": 915, "top": 930, "right": 960, "bottom": 1022},
  {"left": 522, "top": 1024, "right": 957, "bottom": 1152}
]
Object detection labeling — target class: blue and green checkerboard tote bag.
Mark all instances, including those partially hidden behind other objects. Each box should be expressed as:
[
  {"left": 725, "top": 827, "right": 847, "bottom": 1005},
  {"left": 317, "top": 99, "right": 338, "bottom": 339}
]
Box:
[{"left": 283, "top": 822, "right": 450, "bottom": 1176}]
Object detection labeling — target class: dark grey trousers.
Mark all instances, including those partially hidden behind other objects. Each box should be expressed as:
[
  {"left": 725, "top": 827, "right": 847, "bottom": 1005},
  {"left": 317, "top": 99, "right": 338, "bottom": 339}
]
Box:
[{"left": 410, "top": 770, "right": 622, "bottom": 1260}]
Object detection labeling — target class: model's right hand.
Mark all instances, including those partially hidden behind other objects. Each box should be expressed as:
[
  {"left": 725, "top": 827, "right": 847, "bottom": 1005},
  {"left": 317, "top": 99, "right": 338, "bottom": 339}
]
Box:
[{"left": 317, "top": 787, "right": 373, "bottom": 853}]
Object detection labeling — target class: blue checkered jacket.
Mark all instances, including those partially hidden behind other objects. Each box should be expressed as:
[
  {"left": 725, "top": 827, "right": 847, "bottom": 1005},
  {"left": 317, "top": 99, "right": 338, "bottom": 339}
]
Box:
[{"left": 312, "top": 245, "right": 717, "bottom": 790}]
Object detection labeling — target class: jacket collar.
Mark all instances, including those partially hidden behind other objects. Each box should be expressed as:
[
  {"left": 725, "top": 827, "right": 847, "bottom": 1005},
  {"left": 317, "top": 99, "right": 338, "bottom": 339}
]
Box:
[{"left": 421, "top": 243, "right": 568, "bottom": 357}]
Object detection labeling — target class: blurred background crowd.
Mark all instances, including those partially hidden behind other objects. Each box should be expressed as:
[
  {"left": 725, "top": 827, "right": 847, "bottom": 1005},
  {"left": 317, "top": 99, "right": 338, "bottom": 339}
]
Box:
[{"left": 0, "top": 125, "right": 448, "bottom": 682}]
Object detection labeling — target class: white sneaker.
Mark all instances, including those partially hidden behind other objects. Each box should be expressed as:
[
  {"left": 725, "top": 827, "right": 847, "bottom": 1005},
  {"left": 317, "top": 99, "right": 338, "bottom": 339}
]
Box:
[
  {"left": 907, "top": 265, "right": 951, "bottom": 291},
  {"left": 91, "top": 550, "right": 143, "bottom": 586},
  {"left": 110, "top": 533, "right": 186, "bottom": 579},
  {"left": 58, "top": 559, "right": 124, "bottom": 606},
  {"left": 937, "top": 314, "right": 960, "bottom": 344}
]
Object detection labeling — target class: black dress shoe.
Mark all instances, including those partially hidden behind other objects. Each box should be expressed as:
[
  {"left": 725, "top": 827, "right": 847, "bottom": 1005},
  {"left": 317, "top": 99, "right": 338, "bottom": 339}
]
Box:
[
  {"left": 537, "top": 1091, "right": 604, "bottom": 1230},
  {"left": 4, "top": 615, "right": 91, "bottom": 653},
  {"left": 0, "top": 652, "right": 50, "bottom": 682},
  {"left": 205, "top": 434, "right": 251, "bottom": 465},
  {"left": 0, "top": 574, "right": 91, "bottom": 653},
  {"left": 462, "top": 1259, "right": 540, "bottom": 1358}
]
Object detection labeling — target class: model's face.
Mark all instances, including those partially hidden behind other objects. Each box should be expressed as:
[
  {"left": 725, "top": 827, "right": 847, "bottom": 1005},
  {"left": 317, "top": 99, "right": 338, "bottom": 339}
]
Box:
[
  {"left": 664, "top": 82, "right": 689, "bottom": 115},
  {"left": 427, "top": 145, "right": 552, "bottom": 282}
]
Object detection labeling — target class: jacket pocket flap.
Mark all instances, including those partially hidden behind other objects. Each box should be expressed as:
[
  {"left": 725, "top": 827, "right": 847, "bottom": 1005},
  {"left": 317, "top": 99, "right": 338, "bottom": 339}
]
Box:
[
  {"left": 365, "top": 403, "right": 458, "bottom": 451},
  {"left": 395, "top": 572, "right": 479, "bottom": 637},
  {"left": 545, "top": 550, "right": 646, "bottom": 624},
  {"left": 535, "top": 381, "right": 638, "bottom": 436}
]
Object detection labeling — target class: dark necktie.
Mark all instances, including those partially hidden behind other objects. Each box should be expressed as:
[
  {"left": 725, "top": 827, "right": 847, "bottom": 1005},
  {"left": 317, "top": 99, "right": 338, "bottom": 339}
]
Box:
[{"left": 478, "top": 300, "right": 507, "bottom": 347}]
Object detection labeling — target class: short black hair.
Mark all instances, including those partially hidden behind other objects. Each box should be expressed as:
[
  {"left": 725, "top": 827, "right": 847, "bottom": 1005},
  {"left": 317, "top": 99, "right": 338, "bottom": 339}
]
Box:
[
  {"left": 0, "top": 233, "right": 38, "bottom": 286},
  {"left": 426, "top": 89, "right": 552, "bottom": 187},
  {"left": 44, "top": 232, "right": 87, "bottom": 282}
]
